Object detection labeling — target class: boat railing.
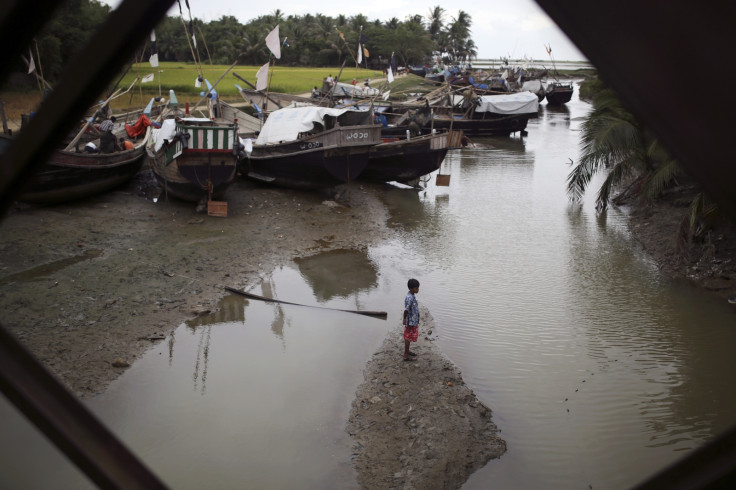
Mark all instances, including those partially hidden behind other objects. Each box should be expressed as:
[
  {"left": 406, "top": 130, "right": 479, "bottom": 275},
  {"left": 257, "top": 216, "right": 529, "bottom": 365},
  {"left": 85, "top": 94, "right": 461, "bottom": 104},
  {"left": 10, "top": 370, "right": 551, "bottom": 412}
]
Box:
[{"left": 177, "top": 122, "right": 238, "bottom": 152}]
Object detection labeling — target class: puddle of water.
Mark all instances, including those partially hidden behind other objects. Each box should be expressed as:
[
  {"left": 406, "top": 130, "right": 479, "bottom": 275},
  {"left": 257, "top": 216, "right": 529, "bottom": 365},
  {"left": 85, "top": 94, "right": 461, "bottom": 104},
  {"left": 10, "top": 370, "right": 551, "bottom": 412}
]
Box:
[
  {"left": 293, "top": 249, "right": 379, "bottom": 302},
  {"left": 79, "top": 259, "right": 392, "bottom": 489}
]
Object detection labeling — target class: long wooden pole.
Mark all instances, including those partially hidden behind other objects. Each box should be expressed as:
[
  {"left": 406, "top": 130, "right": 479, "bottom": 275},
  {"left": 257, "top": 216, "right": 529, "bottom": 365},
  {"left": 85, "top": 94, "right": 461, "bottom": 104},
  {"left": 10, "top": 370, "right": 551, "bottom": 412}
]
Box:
[
  {"left": 224, "top": 286, "right": 388, "bottom": 318},
  {"left": 190, "top": 60, "right": 238, "bottom": 113},
  {"left": 63, "top": 77, "right": 139, "bottom": 151}
]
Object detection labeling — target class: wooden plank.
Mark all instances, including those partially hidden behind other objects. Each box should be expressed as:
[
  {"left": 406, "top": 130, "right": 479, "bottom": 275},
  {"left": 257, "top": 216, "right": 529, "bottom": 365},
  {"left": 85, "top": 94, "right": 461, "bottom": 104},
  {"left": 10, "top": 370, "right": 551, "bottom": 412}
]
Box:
[{"left": 224, "top": 286, "right": 387, "bottom": 318}]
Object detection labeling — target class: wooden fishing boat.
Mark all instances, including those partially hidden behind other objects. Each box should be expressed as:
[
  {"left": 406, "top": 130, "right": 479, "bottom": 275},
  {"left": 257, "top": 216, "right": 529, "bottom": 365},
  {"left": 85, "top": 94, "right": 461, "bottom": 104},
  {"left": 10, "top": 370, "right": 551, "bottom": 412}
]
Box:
[
  {"left": 545, "top": 81, "right": 574, "bottom": 105},
  {"left": 360, "top": 130, "right": 463, "bottom": 186},
  {"left": 386, "top": 91, "right": 539, "bottom": 137},
  {"left": 17, "top": 127, "right": 148, "bottom": 205},
  {"left": 521, "top": 79, "right": 547, "bottom": 101},
  {"left": 408, "top": 66, "right": 428, "bottom": 77},
  {"left": 236, "top": 84, "right": 331, "bottom": 112},
  {"left": 241, "top": 106, "right": 381, "bottom": 189},
  {"left": 146, "top": 117, "right": 241, "bottom": 202}
]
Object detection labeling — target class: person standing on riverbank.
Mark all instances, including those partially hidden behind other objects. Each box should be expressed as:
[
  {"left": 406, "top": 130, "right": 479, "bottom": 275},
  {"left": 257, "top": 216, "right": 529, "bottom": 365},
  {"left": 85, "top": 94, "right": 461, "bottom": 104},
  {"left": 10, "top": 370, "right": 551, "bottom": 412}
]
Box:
[{"left": 403, "top": 278, "right": 420, "bottom": 361}]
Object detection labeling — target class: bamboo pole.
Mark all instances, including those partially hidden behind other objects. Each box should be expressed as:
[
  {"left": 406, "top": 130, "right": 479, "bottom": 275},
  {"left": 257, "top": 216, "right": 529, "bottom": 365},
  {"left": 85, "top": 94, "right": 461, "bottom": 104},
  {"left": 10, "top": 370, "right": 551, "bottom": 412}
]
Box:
[
  {"left": 190, "top": 60, "right": 238, "bottom": 114},
  {"left": 224, "top": 286, "right": 387, "bottom": 318},
  {"left": 63, "top": 77, "right": 140, "bottom": 151}
]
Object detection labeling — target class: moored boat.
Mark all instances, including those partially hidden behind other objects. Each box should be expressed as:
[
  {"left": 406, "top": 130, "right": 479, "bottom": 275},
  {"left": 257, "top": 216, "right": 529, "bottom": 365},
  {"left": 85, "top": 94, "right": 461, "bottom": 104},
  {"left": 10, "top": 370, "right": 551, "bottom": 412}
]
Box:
[
  {"left": 386, "top": 91, "right": 539, "bottom": 137},
  {"left": 545, "top": 81, "right": 574, "bottom": 105},
  {"left": 147, "top": 117, "right": 241, "bottom": 202},
  {"left": 360, "top": 130, "right": 463, "bottom": 186},
  {"left": 241, "top": 106, "right": 381, "bottom": 189},
  {"left": 18, "top": 127, "right": 148, "bottom": 205}
]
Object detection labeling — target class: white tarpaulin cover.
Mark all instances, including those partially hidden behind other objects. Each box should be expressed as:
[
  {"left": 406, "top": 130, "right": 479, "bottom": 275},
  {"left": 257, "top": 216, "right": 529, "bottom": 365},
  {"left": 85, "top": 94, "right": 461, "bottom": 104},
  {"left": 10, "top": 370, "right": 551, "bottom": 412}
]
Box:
[
  {"left": 476, "top": 91, "right": 539, "bottom": 114},
  {"left": 521, "top": 80, "right": 542, "bottom": 94},
  {"left": 151, "top": 118, "right": 177, "bottom": 152},
  {"left": 332, "top": 81, "right": 380, "bottom": 97},
  {"left": 255, "top": 107, "right": 350, "bottom": 145}
]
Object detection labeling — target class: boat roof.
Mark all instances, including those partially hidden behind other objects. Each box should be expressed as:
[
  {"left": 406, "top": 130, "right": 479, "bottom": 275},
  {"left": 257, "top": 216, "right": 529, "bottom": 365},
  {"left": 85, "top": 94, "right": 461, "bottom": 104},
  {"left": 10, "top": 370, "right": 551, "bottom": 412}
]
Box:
[
  {"left": 476, "top": 91, "right": 539, "bottom": 114},
  {"left": 255, "top": 106, "right": 351, "bottom": 145}
]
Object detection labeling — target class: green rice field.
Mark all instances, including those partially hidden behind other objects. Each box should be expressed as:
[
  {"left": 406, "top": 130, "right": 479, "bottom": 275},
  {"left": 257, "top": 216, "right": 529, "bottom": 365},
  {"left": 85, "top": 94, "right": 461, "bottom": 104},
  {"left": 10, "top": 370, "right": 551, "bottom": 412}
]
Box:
[{"left": 122, "top": 62, "right": 383, "bottom": 98}]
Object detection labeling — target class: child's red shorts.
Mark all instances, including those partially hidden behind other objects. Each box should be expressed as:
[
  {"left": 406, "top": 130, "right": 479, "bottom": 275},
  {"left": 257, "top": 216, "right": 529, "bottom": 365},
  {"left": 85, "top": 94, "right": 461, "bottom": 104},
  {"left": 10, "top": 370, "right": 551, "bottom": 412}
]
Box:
[{"left": 403, "top": 325, "right": 418, "bottom": 342}]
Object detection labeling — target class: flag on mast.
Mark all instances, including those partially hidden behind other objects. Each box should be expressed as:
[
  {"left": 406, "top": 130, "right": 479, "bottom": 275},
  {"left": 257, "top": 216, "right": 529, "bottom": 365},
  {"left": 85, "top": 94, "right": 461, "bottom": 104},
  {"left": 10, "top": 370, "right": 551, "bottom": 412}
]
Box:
[
  {"left": 149, "top": 31, "right": 159, "bottom": 67},
  {"left": 27, "top": 49, "right": 36, "bottom": 74},
  {"left": 256, "top": 61, "right": 270, "bottom": 90},
  {"left": 142, "top": 73, "right": 155, "bottom": 83},
  {"left": 387, "top": 52, "right": 396, "bottom": 83},
  {"left": 357, "top": 43, "right": 362, "bottom": 64},
  {"left": 265, "top": 25, "right": 281, "bottom": 59}
]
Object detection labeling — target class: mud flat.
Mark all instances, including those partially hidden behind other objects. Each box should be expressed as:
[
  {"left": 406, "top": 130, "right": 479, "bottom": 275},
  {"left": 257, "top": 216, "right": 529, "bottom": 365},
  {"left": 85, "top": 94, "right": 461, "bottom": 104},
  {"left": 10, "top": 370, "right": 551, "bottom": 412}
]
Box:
[
  {"left": 0, "top": 171, "right": 505, "bottom": 487},
  {"left": 347, "top": 306, "right": 506, "bottom": 489}
]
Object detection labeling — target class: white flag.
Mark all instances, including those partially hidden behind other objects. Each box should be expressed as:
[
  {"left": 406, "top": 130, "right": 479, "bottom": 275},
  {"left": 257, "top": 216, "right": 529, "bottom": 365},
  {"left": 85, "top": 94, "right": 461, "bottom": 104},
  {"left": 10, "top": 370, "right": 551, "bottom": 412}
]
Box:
[
  {"left": 265, "top": 25, "right": 281, "bottom": 59},
  {"left": 382, "top": 90, "right": 391, "bottom": 101},
  {"left": 256, "top": 62, "right": 270, "bottom": 91},
  {"left": 387, "top": 66, "right": 394, "bottom": 84},
  {"left": 27, "top": 49, "right": 36, "bottom": 74},
  {"left": 142, "top": 73, "right": 155, "bottom": 83},
  {"left": 149, "top": 31, "right": 159, "bottom": 68},
  {"left": 357, "top": 43, "right": 362, "bottom": 64}
]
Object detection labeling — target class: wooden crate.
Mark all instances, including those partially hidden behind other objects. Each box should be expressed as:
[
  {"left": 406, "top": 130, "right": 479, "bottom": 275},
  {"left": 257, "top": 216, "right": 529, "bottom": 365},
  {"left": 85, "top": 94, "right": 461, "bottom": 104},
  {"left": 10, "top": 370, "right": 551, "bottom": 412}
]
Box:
[
  {"left": 207, "top": 200, "right": 228, "bottom": 217},
  {"left": 435, "top": 174, "right": 451, "bottom": 186}
]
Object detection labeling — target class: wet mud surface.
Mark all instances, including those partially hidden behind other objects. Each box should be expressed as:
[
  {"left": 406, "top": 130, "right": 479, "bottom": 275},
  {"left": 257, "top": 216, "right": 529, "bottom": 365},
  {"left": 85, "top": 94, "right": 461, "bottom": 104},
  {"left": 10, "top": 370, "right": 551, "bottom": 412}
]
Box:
[{"left": 0, "top": 171, "right": 506, "bottom": 488}]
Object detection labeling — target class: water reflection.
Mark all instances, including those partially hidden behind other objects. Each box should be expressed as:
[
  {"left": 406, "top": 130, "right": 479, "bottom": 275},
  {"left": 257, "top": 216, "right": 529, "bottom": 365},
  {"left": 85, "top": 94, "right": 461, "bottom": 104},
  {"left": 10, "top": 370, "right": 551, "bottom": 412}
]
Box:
[
  {"left": 470, "top": 134, "right": 528, "bottom": 153},
  {"left": 186, "top": 294, "right": 247, "bottom": 327},
  {"left": 77, "top": 261, "right": 390, "bottom": 489},
  {"left": 293, "top": 249, "right": 378, "bottom": 301},
  {"left": 259, "top": 276, "right": 288, "bottom": 341},
  {"left": 380, "top": 187, "right": 430, "bottom": 230}
]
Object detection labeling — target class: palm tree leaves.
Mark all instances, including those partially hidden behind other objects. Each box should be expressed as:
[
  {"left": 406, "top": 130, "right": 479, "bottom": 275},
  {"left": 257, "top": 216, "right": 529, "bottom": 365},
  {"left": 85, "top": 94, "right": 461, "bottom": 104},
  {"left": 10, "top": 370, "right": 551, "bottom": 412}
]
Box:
[{"left": 567, "top": 86, "right": 679, "bottom": 212}]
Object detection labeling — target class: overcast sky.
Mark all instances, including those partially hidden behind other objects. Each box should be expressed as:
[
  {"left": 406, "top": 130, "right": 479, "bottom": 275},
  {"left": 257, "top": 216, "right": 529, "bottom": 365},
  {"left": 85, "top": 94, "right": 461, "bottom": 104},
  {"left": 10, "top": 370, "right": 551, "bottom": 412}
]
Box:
[{"left": 101, "top": 0, "right": 586, "bottom": 61}]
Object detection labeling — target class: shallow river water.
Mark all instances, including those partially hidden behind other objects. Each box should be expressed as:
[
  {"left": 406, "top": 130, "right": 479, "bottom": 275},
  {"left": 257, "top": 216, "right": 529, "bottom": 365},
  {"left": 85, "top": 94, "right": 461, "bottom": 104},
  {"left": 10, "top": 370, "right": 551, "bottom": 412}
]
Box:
[{"left": 3, "top": 83, "right": 736, "bottom": 489}]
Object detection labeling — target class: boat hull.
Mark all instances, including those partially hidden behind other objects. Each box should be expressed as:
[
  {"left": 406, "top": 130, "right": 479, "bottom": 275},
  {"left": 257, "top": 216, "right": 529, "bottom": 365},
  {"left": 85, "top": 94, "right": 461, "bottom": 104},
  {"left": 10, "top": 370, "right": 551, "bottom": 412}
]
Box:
[
  {"left": 149, "top": 149, "right": 237, "bottom": 202},
  {"left": 19, "top": 147, "right": 145, "bottom": 204},
  {"left": 545, "top": 84, "right": 574, "bottom": 105},
  {"left": 360, "top": 131, "right": 461, "bottom": 184},
  {"left": 430, "top": 113, "right": 534, "bottom": 136},
  {"left": 383, "top": 112, "right": 535, "bottom": 137},
  {"left": 148, "top": 119, "right": 239, "bottom": 202},
  {"left": 244, "top": 125, "right": 381, "bottom": 189}
]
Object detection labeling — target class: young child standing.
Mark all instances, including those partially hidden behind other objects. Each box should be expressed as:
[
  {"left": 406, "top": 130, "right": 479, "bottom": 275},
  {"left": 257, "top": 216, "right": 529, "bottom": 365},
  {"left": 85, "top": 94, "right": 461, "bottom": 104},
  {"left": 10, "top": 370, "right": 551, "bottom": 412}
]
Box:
[{"left": 402, "top": 278, "right": 420, "bottom": 361}]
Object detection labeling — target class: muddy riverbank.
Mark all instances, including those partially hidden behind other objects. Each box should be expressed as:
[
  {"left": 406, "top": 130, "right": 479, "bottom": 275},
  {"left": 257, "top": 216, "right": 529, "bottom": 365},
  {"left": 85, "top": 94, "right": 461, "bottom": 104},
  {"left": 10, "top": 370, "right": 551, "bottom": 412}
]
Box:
[
  {"left": 0, "top": 172, "right": 506, "bottom": 488},
  {"left": 0, "top": 172, "right": 391, "bottom": 396},
  {"left": 624, "top": 183, "right": 736, "bottom": 306}
]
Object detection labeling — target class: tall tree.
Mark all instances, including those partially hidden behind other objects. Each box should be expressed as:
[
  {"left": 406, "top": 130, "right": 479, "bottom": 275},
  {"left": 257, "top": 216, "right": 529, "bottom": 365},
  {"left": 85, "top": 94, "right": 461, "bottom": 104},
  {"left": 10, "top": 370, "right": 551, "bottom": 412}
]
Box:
[
  {"left": 446, "top": 10, "right": 475, "bottom": 62},
  {"left": 30, "top": 0, "right": 111, "bottom": 83},
  {"left": 427, "top": 6, "right": 446, "bottom": 42}
]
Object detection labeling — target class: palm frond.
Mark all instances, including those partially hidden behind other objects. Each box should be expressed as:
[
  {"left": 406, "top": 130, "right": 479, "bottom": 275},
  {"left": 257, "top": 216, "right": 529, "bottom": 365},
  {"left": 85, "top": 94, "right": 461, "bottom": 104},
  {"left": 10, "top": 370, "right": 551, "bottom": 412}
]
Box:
[
  {"left": 595, "top": 157, "right": 629, "bottom": 211},
  {"left": 641, "top": 159, "right": 682, "bottom": 200}
]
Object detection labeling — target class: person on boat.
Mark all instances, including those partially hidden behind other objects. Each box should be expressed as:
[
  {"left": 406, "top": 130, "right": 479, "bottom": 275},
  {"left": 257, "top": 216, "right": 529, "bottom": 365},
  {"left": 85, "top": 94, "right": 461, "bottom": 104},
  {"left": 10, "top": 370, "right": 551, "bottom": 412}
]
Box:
[
  {"left": 374, "top": 113, "right": 388, "bottom": 127},
  {"left": 119, "top": 137, "right": 134, "bottom": 150},
  {"left": 402, "top": 278, "right": 420, "bottom": 362},
  {"left": 311, "top": 86, "right": 320, "bottom": 98},
  {"left": 98, "top": 116, "right": 118, "bottom": 153},
  {"left": 326, "top": 74, "right": 334, "bottom": 87}
]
